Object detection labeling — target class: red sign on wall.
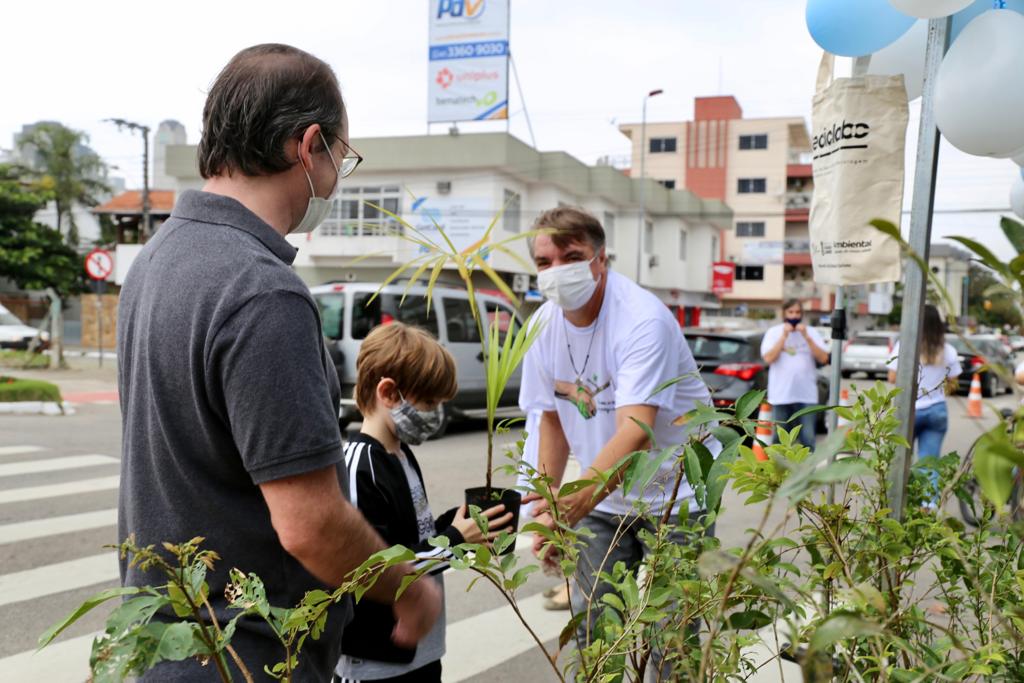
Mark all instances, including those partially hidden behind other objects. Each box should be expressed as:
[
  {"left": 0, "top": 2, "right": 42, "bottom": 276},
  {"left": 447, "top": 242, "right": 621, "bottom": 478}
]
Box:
[{"left": 711, "top": 262, "right": 734, "bottom": 294}]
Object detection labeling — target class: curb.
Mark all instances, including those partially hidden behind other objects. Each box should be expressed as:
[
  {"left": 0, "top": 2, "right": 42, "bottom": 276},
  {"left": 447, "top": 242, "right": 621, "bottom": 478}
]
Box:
[{"left": 0, "top": 401, "right": 76, "bottom": 416}]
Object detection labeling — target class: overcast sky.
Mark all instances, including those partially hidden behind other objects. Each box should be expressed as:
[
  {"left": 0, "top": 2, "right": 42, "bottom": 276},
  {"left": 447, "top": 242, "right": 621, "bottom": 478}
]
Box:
[{"left": 2, "top": 0, "right": 1018, "bottom": 253}]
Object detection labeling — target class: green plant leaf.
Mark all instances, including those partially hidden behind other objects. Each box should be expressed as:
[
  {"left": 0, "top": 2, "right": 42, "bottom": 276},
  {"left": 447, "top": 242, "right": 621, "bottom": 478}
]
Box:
[
  {"left": 948, "top": 236, "right": 1011, "bottom": 278},
  {"left": 787, "top": 404, "right": 836, "bottom": 423},
  {"left": 38, "top": 587, "right": 145, "bottom": 649},
  {"left": 1000, "top": 216, "right": 1024, "bottom": 255},
  {"left": 734, "top": 389, "right": 767, "bottom": 421},
  {"left": 154, "top": 622, "right": 196, "bottom": 662},
  {"left": 808, "top": 613, "right": 884, "bottom": 653},
  {"left": 973, "top": 425, "right": 1024, "bottom": 506},
  {"left": 622, "top": 446, "right": 679, "bottom": 496}
]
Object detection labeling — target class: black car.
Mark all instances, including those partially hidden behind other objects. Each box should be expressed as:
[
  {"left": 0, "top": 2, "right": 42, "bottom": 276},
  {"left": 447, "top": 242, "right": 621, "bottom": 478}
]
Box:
[
  {"left": 947, "top": 334, "right": 1015, "bottom": 397},
  {"left": 684, "top": 328, "right": 830, "bottom": 427}
]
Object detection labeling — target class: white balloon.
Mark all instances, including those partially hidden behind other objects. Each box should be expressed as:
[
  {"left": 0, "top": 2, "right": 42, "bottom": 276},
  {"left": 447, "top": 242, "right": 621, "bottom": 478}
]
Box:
[
  {"left": 1012, "top": 176, "right": 1024, "bottom": 219},
  {"left": 935, "top": 10, "right": 1024, "bottom": 158},
  {"left": 889, "top": 0, "right": 973, "bottom": 18},
  {"left": 867, "top": 19, "right": 927, "bottom": 100}
]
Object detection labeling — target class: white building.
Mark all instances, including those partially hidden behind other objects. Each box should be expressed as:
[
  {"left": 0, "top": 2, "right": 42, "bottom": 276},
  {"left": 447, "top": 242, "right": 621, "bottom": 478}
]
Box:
[{"left": 164, "top": 132, "right": 732, "bottom": 323}]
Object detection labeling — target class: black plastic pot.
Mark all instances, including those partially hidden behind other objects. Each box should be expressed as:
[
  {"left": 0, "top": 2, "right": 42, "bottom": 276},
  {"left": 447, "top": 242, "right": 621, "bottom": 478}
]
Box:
[{"left": 464, "top": 486, "right": 522, "bottom": 555}]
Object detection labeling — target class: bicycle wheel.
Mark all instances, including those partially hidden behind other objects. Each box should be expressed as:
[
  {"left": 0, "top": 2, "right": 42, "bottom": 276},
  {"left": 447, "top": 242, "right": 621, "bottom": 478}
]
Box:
[{"left": 957, "top": 438, "right": 988, "bottom": 528}]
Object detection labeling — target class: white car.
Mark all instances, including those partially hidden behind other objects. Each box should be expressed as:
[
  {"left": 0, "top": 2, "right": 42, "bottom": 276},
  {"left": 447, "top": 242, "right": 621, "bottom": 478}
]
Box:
[
  {"left": 0, "top": 304, "right": 49, "bottom": 350},
  {"left": 841, "top": 331, "right": 898, "bottom": 379}
]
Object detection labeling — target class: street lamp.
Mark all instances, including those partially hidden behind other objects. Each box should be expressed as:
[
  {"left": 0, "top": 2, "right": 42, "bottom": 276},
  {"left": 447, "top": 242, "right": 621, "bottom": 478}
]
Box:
[
  {"left": 635, "top": 88, "right": 663, "bottom": 285},
  {"left": 104, "top": 118, "right": 151, "bottom": 239}
]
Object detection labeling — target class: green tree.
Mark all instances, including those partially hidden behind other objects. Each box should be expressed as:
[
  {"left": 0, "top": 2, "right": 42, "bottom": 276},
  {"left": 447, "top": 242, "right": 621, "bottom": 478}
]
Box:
[
  {"left": 967, "top": 262, "right": 1022, "bottom": 329},
  {"left": 14, "top": 122, "right": 108, "bottom": 247},
  {"left": 0, "top": 164, "right": 84, "bottom": 297}
]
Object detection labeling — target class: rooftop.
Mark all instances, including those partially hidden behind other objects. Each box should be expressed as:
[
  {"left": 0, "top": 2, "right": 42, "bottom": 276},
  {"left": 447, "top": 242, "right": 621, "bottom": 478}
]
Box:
[{"left": 93, "top": 189, "right": 175, "bottom": 215}]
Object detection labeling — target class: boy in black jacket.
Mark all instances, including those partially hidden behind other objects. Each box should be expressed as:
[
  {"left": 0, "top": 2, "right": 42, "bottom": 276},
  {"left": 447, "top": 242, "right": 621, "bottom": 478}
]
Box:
[{"left": 335, "top": 322, "right": 512, "bottom": 683}]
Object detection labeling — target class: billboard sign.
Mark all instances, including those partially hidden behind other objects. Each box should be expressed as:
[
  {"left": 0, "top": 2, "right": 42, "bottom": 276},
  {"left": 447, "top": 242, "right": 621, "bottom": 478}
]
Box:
[
  {"left": 405, "top": 196, "right": 493, "bottom": 258},
  {"left": 711, "top": 262, "right": 734, "bottom": 295},
  {"left": 742, "top": 240, "right": 784, "bottom": 265},
  {"left": 428, "top": 0, "right": 510, "bottom": 123}
]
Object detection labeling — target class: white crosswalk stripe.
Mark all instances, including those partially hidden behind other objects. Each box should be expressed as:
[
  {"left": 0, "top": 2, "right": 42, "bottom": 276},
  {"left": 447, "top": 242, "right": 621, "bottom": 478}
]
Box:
[
  {"left": 0, "top": 553, "right": 119, "bottom": 608},
  {"left": 0, "top": 508, "right": 118, "bottom": 545},
  {"left": 0, "top": 632, "right": 97, "bottom": 681},
  {"left": 0, "top": 446, "right": 45, "bottom": 457},
  {"left": 0, "top": 455, "right": 117, "bottom": 479},
  {"left": 0, "top": 475, "right": 120, "bottom": 504}
]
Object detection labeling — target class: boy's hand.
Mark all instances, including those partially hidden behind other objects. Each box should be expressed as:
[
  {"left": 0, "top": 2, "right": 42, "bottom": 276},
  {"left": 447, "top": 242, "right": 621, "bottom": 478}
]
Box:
[
  {"left": 452, "top": 503, "right": 514, "bottom": 545},
  {"left": 391, "top": 576, "right": 442, "bottom": 647}
]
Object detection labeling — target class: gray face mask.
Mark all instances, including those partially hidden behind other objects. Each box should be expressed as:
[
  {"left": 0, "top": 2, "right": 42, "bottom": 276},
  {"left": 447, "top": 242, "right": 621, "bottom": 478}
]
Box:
[
  {"left": 291, "top": 131, "right": 341, "bottom": 234},
  {"left": 390, "top": 394, "right": 444, "bottom": 445}
]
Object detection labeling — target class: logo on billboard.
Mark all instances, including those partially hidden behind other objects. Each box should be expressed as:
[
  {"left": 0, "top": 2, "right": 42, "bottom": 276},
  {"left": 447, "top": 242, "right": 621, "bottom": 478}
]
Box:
[
  {"left": 436, "top": 68, "right": 454, "bottom": 89},
  {"left": 437, "top": 0, "right": 486, "bottom": 19}
]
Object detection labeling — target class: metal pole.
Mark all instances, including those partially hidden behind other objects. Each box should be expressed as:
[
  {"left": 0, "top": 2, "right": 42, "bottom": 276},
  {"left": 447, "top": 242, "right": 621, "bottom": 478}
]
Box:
[
  {"left": 636, "top": 98, "right": 648, "bottom": 285},
  {"left": 509, "top": 53, "right": 536, "bottom": 149},
  {"left": 889, "top": 17, "right": 951, "bottom": 519},
  {"left": 142, "top": 126, "right": 151, "bottom": 239},
  {"left": 96, "top": 281, "right": 104, "bottom": 369}
]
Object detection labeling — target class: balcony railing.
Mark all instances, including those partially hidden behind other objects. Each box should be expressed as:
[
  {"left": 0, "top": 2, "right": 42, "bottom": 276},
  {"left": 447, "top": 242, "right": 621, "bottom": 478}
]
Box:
[
  {"left": 788, "top": 151, "right": 812, "bottom": 165},
  {"left": 783, "top": 280, "right": 818, "bottom": 298},
  {"left": 785, "top": 192, "right": 812, "bottom": 210},
  {"left": 785, "top": 239, "right": 810, "bottom": 253}
]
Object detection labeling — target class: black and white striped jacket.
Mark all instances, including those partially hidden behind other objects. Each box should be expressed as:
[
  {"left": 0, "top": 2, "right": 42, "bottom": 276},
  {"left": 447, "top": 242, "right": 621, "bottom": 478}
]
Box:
[{"left": 340, "top": 433, "right": 463, "bottom": 665}]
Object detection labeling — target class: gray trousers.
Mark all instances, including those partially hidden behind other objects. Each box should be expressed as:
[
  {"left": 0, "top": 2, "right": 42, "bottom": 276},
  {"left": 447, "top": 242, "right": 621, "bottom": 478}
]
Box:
[{"left": 569, "top": 508, "right": 714, "bottom": 681}]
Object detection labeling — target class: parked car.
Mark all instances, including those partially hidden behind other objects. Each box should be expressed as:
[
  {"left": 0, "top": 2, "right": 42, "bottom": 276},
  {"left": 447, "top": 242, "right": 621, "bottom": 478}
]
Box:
[
  {"left": 841, "top": 331, "right": 898, "bottom": 379},
  {"left": 683, "top": 328, "right": 829, "bottom": 429},
  {"left": 0, "top": 304, "right": 48, "bottom": 350},
  {"left": 311, "top": 282, "right": 523, "bottom": 435},
  {"left": 947, "top": 334, "right": 1015, "bottom": 397}
]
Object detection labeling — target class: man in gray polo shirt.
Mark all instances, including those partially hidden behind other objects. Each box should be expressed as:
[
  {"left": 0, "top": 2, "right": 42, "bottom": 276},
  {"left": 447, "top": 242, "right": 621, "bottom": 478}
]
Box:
[{"left": 117, "top": 44, "right": 440, "bottom": 681}]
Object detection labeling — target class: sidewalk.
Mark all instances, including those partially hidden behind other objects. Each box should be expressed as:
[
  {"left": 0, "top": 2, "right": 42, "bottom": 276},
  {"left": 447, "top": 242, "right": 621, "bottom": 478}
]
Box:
[{"left": 4, "top": 353, "right": 118, "bottom": 404}]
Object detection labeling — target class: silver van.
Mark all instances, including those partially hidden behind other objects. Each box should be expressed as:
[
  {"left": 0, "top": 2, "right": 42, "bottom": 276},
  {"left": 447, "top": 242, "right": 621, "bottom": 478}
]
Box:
[{"left": 310, "top": 282, "right": 524, "bottom": 435}]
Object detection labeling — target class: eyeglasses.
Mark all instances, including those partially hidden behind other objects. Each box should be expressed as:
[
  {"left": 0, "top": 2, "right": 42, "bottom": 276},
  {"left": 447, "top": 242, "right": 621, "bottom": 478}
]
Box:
[{"left": 331, "top": 135, "right": 363, "bottom": 178}]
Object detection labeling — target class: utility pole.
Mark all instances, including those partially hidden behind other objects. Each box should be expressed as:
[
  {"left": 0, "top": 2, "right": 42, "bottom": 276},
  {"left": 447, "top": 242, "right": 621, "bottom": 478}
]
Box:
[
  {"left": 635, "top": 89, "right": 663, "bottom": 285},
  {"left": 104, "top": 118, "right": 151, "bottom": 239}
]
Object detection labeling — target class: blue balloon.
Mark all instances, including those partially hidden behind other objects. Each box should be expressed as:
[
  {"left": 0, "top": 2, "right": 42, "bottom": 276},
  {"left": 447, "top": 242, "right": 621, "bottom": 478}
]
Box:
[
  {"left": 806, "top": 0, "right": 916, "bottom": 57},
  {"left": 951, "top": 0, "right": 1024, "bottom": 42}
]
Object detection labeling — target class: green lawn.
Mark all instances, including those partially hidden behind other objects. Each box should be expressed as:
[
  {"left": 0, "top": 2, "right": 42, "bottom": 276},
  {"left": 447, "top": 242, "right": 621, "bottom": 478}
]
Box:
[
  {"left": 0, "top": 349, "right": 50, "bottom": 369},
  {"left": 0, "top": 376, "right": 62, "bottom": 403}
]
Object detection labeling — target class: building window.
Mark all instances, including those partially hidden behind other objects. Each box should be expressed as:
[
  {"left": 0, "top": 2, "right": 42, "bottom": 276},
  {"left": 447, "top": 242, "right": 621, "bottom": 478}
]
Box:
[
  {"left": 644, "top": 220, "right": 653, "bottom": 254},
  {"left": 649, "top": 137, "right": 677, "bottom": 153},
  {"left": 503, "top": 189, "right": 521, "bottom": 233},
  {"left": 603, "top": 212, "right": 616, "bottom": 248},
  {"left": 739, "top": 134, "right": 768, "bottom": 150},
  {"left": 736, "top": 221, "right": 766, "bottom": 237},
  {"left": 737, "top": 178, "right": 767, "bottom": 194},
  {"left": 678, "top": 229, "right": 688, "bottom": 261},
  {"left": 735, "top": 265, "right": 765, "bottom": 281},
  {"left": 658, "top": 179, "right": 676, "bottom": 189},
  {"left": 324, "top": 186, "right": 402, "bottom": 237}
]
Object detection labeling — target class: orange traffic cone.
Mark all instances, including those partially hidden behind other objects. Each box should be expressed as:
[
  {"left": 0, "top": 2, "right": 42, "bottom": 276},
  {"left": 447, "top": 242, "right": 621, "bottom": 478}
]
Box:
[
  {"left": 837, "top": 388, "right": 851, "bottom": 429},
  {"left": 752, "top": 403, "right": 773, "bottom": 461},
  {"left": 967, "top": 373, "right": 983, "bottom": 418}
]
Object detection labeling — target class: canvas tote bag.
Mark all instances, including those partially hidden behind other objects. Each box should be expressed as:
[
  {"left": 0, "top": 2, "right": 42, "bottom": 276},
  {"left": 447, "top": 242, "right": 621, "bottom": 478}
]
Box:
[{"left": 809, "top": 52, "right": 908, "bottom": 285}]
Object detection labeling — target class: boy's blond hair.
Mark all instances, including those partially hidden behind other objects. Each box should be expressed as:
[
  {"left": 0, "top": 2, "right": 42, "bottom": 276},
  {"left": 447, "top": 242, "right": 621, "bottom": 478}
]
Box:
[{"left": 355, "top": 322, "right": 458, "bottom": 413}]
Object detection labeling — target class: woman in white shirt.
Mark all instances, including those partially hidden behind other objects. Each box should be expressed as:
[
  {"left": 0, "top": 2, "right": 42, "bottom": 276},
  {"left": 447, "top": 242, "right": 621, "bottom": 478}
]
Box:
[{"left": 887, "top": 305, "right": 962, "bottom": 496}]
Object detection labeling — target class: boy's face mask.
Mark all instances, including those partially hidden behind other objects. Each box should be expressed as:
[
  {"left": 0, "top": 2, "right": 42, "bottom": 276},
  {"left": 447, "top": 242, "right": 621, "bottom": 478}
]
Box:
[
  {"left": 390, "top": 394, "right": 444, "bottom": 445},
  {"left": 785, "top": 316, "right": 803, "bottom": 327}
]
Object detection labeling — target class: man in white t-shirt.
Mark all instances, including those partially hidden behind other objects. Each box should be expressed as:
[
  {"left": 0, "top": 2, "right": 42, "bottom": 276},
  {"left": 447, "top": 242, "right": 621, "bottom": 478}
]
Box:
[
  {"left": 519, "top": 206, "right": 718, "bottom": 667},
  {"left": 760, "top": 299, "right": 829, "bottom": 448}
]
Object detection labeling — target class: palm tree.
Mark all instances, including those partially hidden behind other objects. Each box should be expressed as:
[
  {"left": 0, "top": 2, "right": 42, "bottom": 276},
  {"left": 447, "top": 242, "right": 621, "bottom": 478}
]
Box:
[{"left": 15, "top": 122, "right": 109, "bottom": 247}]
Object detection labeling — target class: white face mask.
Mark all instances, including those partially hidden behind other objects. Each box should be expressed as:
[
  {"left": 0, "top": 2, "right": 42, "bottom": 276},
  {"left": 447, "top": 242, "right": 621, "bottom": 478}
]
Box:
[
  {"left": 292, "top": 131, "right": 341, "bottom": 234},
  {"left": 537, "top": 257, "right": 599, "bottom": 311}
]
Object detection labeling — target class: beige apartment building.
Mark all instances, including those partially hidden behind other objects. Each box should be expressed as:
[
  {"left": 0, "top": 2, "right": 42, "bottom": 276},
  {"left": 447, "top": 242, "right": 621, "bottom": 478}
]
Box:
[{"left": 621, "top": 96, "right": 832, "bottom": 320}]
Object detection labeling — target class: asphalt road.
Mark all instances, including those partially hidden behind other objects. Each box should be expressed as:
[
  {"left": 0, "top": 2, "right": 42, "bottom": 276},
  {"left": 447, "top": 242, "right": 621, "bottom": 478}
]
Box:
[{"left": 0, "top": 361, "right": 1016, "bottom": 682}]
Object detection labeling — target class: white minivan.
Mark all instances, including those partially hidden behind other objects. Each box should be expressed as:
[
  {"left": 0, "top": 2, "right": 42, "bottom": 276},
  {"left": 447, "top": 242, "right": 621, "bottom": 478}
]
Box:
[{"left": 309, "top": 282, "right": 524, "bottom": 435}]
